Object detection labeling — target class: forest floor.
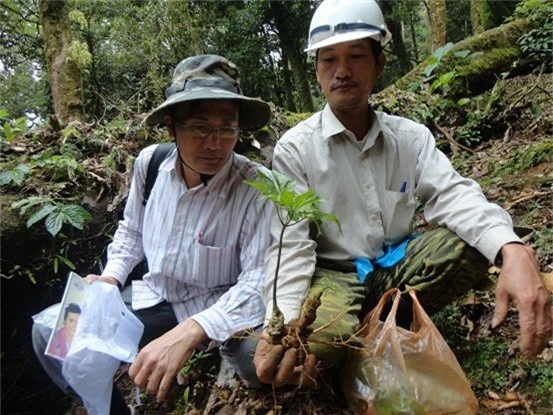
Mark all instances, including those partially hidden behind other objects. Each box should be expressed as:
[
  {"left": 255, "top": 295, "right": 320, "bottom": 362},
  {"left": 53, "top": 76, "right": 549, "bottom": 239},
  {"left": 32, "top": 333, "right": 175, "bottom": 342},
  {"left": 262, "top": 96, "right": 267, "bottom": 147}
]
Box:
[{"left": 59, "top": 73, "right": 553, "bottom": 414}]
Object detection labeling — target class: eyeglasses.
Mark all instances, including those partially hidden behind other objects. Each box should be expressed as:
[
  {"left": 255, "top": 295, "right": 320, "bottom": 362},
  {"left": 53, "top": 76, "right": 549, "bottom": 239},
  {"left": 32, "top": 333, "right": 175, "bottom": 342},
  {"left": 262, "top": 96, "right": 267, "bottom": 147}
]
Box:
[{"left": 177, "top": 122, "right": 240, "bottom": 141}]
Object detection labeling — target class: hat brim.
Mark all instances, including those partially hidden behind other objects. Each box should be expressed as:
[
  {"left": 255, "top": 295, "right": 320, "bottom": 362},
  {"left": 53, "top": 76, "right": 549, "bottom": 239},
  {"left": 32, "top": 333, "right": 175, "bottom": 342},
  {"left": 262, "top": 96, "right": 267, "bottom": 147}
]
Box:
[
  {"left": 144, "top": 87, "right": 272, "bottom": 131},
  {"left": 305, "top": 30, "right": 391, "bottom": 55}
]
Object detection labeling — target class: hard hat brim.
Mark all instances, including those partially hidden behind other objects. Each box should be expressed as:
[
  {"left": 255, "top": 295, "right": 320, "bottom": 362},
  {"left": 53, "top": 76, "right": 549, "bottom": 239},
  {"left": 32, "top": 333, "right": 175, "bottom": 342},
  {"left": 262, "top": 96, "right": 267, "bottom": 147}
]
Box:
[{"left": 305, "top": 30, "right": 390, "bottom": 55}]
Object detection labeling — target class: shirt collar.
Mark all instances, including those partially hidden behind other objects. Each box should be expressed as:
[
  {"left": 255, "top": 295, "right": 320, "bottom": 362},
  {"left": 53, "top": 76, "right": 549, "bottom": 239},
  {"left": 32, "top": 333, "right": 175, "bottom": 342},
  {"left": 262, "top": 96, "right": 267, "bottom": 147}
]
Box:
[
  {"left": 164, "top": 148, "right": 234, "bottom": 199},
  {"left": 321, "top": 104, "right": 347, "bottom": 140},
  {"left": 321, "top": 104, "right": 383, "bottom": 151}
]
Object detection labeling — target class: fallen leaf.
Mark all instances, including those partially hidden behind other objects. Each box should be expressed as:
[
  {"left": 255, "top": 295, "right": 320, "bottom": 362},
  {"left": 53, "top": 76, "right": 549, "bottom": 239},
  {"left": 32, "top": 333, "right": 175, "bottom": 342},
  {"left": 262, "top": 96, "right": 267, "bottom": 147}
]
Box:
[{"left": 504, "top": 391, "right": 520, "bottom": 401}]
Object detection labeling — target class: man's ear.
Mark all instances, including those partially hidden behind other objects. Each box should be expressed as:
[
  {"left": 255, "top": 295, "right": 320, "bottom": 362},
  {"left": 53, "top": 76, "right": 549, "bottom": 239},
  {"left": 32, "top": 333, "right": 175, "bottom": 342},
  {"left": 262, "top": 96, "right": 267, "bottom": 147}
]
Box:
[
  {"left": 165, "top": 115, "right": 175, "bottom": 138},
  {"left": 376, "top": 52, "right": 386, "bottom": 78}
]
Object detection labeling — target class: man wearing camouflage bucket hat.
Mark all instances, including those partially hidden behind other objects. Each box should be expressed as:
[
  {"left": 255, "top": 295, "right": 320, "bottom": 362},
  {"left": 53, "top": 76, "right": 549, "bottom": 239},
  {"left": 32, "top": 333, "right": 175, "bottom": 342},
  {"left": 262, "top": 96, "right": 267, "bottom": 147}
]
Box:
[{"left": 32, "top": 55, "right": 273, "bottom": 413}]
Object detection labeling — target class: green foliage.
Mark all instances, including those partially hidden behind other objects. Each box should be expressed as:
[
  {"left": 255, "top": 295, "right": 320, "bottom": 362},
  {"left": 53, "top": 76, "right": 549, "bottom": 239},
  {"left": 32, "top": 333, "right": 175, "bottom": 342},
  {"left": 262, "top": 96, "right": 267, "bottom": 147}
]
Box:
[
  {"left": 528, "top": 361, "right": 553, "bottom": 396},
  {"left": 0, "top": 164, "right": 30, "bottom": 186},
  {"left": 283, "top": 111, "right": 312, "bottom": 129},
  {"left": 31, "top": 151, "right": 82, "bottom": 181},
  {"left": 68, "top": 40, "right": 93, "bottom": 70},
  {"left": 534, "top": 227, "right": 553, "bottom": 265},
  {"left": 182, "top": 386, "right": 190, "bottom": 407},
  {"left": 512, "top": 0, "right": 552, "bottom": 21},
  {"left": 176, "top": 349, "right": 213, "bottom": 410},
  {"left": 423, "top": 43, "right": 455, "bottom": 78},
  {"left": 496, "top": 141, "right": 553, "bottom": 174},
  {"left": 11, "top": 196, "right": 92, "bottom": 237},
  {"left": 178, "top": 350, "right": 212, "bottom": 378},
  {"left": 0, "top": 110, "right": 29, "bottom": 141},
  {"left": 462, "top": 339, "right": 516, "bottom": 392},
  {"left": 246, "top": 171, "right": 339, "bottom": 235},
  {"left": 68, "top": 10, "right": 88, "bottom": 31},
  {"left": 511, "top": 0, "right": 553, "bottom": 69},
  {"left": 51, "top": 236, "right": 77, "bottom": 274},
  {"left": 423, "top": 44, "right": 474, "bottom": 95},
  {"left": 0, "top": 1, "right": 48, "bottom": 124}
]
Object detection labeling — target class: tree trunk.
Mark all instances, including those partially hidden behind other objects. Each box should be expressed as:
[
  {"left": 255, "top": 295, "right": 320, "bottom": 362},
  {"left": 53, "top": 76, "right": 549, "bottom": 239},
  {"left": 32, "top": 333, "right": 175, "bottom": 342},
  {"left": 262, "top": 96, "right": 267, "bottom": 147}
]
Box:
[
  {"left": 380, "top": 1, "right": 412, "bottom": 74},
  {"left": 409, "top": 12, "right": 420, "bottom": 63},
  {"left": 281, "top": 56, "right": 297, "bottom": 112},
  {"left": 39, "top": 0, "right": 84, "bottom": 125},
  {"left": 390, "top": 19, "right": 531, "bottom": 97},
  {"left": 270, "top": 1, "right": 314, "bottom": 113},
  {"left": 470, "top": 0, "right": 485, "bottom": 35},
  {"left": 288, "top": 48, "right": 315, "bottom": 113},
  {"left": 388, "top": 19, "right": 412, "bottom": 75},
  {"left": 428, "top": 0, "right": 447, "bottom": 51}
]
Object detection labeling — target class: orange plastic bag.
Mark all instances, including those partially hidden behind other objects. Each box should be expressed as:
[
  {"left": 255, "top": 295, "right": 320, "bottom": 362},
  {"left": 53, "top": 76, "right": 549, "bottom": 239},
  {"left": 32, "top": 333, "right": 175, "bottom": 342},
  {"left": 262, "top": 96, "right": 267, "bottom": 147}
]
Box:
[{"left": 341, "top": 288, "right": 478, "bottom": 415}]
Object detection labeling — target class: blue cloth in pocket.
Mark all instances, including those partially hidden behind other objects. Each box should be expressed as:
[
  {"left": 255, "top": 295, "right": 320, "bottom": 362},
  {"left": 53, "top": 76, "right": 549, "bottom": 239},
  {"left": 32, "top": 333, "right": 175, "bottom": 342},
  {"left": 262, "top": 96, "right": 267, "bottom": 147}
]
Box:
[{"left": 353, "top": 234, "right": 420, "bottom": 283}]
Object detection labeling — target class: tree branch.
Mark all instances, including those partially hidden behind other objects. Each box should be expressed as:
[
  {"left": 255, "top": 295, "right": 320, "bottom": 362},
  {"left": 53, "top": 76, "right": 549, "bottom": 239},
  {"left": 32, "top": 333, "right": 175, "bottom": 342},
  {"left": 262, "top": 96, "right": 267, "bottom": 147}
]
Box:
[
  {"left": 0, "top": 1, "right": 39, "bottom": 25},
  {"left": 432, "top": 121, "right": 474, "bottom": 154}
]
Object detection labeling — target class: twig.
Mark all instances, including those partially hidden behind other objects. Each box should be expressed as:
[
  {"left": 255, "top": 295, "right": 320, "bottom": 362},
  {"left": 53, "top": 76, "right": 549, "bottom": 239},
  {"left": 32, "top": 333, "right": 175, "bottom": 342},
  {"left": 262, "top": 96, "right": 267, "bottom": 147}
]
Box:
[
  {"left": 504, "top": 190, "right": 553, "bottom": 210},
  {"left": 311, "top": 304, "right": 349, "bottom": 334},
  {"left": 536, "top": 85, "right": 553, "bottom": 99},
  {"left": 502, "top": 125, "right": 512, "bottom": 144},
  {"left": 432, "top": 122, "right": 474, "bottom": 154},
  {"left": 497, "top": 401, "right": 522, "bottom": 411}
]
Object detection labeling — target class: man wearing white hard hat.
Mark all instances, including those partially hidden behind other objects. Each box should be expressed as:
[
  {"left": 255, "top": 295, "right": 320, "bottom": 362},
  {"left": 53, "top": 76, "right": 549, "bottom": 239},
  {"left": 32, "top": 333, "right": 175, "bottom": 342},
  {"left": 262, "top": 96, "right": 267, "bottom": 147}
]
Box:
[{"left": 254, "top": 0, "right": 551, "bottom": 387}]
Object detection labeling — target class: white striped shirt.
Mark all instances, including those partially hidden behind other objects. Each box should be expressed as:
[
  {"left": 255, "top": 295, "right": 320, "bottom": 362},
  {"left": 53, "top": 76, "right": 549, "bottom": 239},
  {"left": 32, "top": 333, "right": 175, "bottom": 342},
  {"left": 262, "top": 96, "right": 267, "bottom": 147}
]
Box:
[{"left": 102, "top": 144, "right": 272, "bottom": 342}]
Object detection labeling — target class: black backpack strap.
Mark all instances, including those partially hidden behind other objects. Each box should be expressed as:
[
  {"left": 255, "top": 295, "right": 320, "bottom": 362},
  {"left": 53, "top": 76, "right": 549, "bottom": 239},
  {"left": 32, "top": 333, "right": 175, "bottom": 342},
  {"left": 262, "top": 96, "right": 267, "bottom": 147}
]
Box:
[{"left": 143, "top": 142, "right": 176, "bottom": 206}]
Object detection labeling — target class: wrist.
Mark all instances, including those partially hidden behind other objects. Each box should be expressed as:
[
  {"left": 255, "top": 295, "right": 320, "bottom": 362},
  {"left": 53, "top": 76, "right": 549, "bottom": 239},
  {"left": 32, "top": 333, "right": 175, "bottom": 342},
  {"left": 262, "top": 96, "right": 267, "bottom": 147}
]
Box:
[
  {"left": 496, "top": 241, "right": 527, "bottom": 266},
  {"left": 99, "top": 276, "right": 122, "bottom": 289},
  {"left": 182, "top": 319, "right": 209, "bottom": 347}
]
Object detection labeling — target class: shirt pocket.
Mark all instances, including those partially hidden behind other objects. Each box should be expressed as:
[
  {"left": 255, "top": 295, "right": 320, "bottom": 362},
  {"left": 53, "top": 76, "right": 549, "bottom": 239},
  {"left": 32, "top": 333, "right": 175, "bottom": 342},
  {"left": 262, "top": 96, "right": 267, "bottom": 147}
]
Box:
[
  {"left": 378, "top": 189, "right": 416, "bottom": 242},
  {"left": 191, "top": 241, "right": 237, "bottom": 288}
]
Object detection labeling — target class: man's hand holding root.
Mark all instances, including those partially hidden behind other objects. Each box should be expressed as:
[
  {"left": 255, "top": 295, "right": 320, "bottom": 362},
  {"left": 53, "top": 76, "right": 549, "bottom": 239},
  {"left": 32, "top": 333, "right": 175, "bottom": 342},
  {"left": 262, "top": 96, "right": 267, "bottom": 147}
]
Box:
[
  {"left": 493, "top": 243, "right": 552, "bottom": 357},
  {"left": 254, "top": 330, "right": 318, "bottom": 388},
  {"left": 128, "top": 319, "right": 207, "bottom": 402}
]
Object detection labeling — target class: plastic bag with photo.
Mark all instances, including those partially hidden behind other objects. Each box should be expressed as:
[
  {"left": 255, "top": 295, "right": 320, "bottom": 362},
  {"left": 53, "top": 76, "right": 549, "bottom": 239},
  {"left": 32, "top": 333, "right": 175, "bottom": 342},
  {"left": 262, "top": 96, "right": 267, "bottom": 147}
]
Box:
[
  {"left": 62, "top": 281, "right": 144, "bottom": 415},
  {"left": 32, "top": 302, "right": 62, "bottom": 340}
]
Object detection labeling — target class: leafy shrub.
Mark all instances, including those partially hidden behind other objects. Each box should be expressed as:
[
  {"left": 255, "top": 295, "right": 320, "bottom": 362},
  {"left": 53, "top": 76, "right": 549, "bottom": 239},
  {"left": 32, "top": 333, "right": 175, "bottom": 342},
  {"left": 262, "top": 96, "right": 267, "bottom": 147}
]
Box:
[
  {"left": 512, "top": 0, "right": 553, "bottom": 69},
  {"left": 12, "top": 196, "right": 92, "bottom": 237},
  {"left": 0, "top": 109, "right": 28, "bottom": 141}
]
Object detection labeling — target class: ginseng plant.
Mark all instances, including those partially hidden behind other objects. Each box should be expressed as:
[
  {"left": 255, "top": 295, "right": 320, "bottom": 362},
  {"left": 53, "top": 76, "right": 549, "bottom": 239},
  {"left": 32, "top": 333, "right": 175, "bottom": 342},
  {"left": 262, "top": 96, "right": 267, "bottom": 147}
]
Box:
[{"left": 246, "top": 170, "right": 340, "bottom": 353}]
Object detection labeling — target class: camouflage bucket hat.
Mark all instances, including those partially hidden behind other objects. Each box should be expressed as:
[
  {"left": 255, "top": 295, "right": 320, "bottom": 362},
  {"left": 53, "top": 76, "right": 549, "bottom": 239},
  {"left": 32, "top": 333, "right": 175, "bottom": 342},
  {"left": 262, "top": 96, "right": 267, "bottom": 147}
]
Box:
[{"left": 144, "top": 54, "right": 271, "bottom": 130}]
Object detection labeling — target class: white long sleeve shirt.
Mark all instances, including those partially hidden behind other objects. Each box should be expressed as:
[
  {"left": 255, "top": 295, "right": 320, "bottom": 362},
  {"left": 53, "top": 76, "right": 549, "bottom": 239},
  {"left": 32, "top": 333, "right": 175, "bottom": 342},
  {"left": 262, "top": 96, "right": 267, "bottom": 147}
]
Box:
[
  {"left": 264, "top": 105, "right": 521, "bottom": 324},
  {"left": 102, "top": 144, "right": 272, "bottom": 342}
]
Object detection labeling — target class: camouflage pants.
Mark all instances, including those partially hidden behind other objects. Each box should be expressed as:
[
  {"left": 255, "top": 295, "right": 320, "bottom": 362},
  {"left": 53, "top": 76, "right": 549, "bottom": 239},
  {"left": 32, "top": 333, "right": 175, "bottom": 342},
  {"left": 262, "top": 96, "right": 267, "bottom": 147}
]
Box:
[{"left": 306, "top": 228, "right": 490, "bottom": 368}]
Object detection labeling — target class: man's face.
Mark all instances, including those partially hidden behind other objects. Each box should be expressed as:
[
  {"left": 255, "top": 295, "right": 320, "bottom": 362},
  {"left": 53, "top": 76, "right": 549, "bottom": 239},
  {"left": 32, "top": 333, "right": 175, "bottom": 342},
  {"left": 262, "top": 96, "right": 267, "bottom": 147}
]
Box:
[
  {"left": 65, "top": 312, "right": 80, "bottom": 336},
  {"left": 169, "top": 100, "right": 239, "bottom": 179},
  {"left": 316, "top": 39, "right": 385, "bottom": 112}
]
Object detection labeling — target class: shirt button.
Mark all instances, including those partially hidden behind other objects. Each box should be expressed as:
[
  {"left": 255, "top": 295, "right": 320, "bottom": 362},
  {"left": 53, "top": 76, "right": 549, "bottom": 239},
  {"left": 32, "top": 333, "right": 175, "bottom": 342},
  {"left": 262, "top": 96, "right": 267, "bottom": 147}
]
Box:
[{"left": 370, "top": 215, "right": 379, "bottom": 221}]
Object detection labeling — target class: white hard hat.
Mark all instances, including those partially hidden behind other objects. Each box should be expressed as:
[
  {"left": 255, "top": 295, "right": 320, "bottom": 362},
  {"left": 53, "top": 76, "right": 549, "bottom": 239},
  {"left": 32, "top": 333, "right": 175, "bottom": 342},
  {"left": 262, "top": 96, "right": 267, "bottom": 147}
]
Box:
[{"left": 305, "top": 0, "right": 392, "bottom": 56}]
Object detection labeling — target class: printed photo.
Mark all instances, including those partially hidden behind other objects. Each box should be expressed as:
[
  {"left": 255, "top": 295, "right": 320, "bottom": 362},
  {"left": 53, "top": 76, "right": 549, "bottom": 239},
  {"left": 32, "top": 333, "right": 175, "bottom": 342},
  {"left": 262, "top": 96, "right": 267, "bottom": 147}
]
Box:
[{"left": 45, "top": 272, "right": 89, "bottom": 360}]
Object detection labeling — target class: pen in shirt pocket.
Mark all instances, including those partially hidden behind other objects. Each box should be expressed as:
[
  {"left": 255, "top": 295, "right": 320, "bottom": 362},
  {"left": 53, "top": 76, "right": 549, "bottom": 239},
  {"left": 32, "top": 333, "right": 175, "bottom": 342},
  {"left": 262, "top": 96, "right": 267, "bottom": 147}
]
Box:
[
  {"left": 197, "top": 231, "right": 203, "bottom": 243},
  {"left": 400, "top": 181, "right": 407, "bottom": 193}
]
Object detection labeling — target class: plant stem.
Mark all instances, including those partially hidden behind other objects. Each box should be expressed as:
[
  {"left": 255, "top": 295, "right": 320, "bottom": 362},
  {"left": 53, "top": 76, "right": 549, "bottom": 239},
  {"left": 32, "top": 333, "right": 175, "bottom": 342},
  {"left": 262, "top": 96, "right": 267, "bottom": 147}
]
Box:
[{"left": 273, "top": 221, "right": 286, "bottom": 312}]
